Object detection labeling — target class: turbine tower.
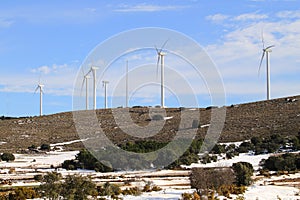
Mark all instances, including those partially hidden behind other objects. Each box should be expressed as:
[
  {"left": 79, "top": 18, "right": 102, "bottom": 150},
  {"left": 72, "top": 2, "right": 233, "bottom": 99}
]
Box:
[
  {"left": 102, "top": 80, "right": 109, "bottom": 109},
  {"left": 155, "top": 40, "right": 168, "bottom": 108},
  {"left": 81, "top": 73, "right": 90, "bottom": 110},
  {"left": 258, "top": 34, "right": 275, "bottom": 101},
  {"left": 126, "top": 60, "right": 129, "bottom": 108},
  {"left": 87, "top": 66, "right": 99, "bottom": 110},
  {"left": 35, "top": 83, "right": 44, "bottom": 116}
]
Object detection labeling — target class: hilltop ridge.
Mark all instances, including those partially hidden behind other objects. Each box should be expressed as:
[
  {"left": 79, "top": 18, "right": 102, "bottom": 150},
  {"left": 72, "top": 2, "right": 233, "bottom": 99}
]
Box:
[{"left": 0, "top": 95, "right": 299, "bottom": 152}]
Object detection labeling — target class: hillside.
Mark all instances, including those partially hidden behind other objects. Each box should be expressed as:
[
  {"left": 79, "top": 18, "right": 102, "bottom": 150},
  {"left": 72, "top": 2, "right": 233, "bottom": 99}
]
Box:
[{"left": 0, "top": 95, "right": 299, "bottom": 152}]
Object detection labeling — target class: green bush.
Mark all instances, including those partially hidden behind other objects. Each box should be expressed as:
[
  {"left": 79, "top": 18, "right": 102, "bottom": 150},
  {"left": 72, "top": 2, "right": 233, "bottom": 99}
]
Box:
[
  {"left": 232, "top": 162, "right": 254, "bottom": 186},
  {"left": 263, "top": 153, "right": 300, "bottom": 171},
  {"left": 8, "top": 187, "right": 39, "bottom": 200},
  {"left": 1, "top": 153, "right": 15, "bottom": 162},
  {"left": 40, "top": 143, "right": 51, "bottom": 151}
]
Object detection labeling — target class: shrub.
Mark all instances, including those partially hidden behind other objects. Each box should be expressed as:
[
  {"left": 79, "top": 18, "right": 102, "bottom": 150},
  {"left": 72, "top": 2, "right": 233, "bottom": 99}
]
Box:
[
  {"left": 263, "top": 153, "right": 300, "bottom": 171},
  {"left": 39, "top": 172, "right": 62, "bottom": 200},
  {"left": 1, "top": 153, "right": 15, "bottom": 162},
  {"left": 211, "top": 144, "right": 226, "bottom": 154},
  {"left": 40, "top": 143, "right": 51, "bottom": 151},
  {"left": 8, "top": 187, "right": 39, "bottom": 200},
  {"left": 232, "top": 162, "right": 254, "bottom": 186},
  {"left": 190, "top": 167, "right": 234, "bottom": 195},
  {"left": 34, "top": 174, "right": 43, "bottom": 181},
  {"left": 60, "top": 174, "right": 97, "bottom": 200}
]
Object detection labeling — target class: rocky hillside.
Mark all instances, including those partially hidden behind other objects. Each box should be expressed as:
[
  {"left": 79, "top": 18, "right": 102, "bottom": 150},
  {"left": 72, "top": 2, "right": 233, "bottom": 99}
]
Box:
[{"left": 0, "top": 95, "right": 299, "bottom": 152}]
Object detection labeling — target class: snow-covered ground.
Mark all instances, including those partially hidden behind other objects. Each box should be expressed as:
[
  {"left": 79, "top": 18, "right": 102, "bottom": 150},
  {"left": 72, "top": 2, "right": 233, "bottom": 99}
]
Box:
[
  {"left": 0, "top": 140, "right": 299, "bottom": 199},
  {"left": 0, "top": 151, "right": 78, "bottom": 169},
  {"left": 185, "top": 152, "right": 271, "bottom": 170}
]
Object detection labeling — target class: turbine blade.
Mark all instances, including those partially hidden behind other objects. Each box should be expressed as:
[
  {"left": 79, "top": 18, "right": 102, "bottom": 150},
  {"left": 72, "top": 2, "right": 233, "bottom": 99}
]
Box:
[
  {"left": 34, "top": 86, "right": 39, "bottom": 93},
  {"left": 261, "top": 30, "right": 265, "bottom": 49},
  {"left": 258, "top": 52, "right": 265, "bottom": 76},
  {"left": 265, "top": 45, "right": 275, "bottom": 50},
  {"left": 159, "top": 39, "right": 169, "bottom": 53},
  {"left": 80, "top": 77, "right": 85, "bottom": 96},
  {"left": 155, "top": 45, "right": 159, "bottom": 53}
]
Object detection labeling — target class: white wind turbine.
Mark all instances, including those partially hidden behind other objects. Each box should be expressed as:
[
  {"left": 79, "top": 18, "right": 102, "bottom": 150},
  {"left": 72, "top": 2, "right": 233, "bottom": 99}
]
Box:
[
  {"left": 258, "top": 33, "right": 275, "bottom": 100},
  {"left": 81, "top": 70, "right": 91, "bottom": 110},
  {"left": 35, "top": 83, "right": 44, "bottom": 116},
  {"left": 86, "top": 65, "right": 99, "bottom": 110},
  {"left": 102, "top": 80, "right": 109, "bottom": 109},
  {"left": 155, "top": 40, "right": 168, "bottom": 108},
  {"left": 125, "top": 60, "right": 129, "bottom": 108}
]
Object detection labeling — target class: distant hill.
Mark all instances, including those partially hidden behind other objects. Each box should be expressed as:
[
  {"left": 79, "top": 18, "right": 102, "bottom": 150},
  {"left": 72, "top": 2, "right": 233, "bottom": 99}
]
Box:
[{"left": 0, "top": 95, "right": 299, "bottom": 152}]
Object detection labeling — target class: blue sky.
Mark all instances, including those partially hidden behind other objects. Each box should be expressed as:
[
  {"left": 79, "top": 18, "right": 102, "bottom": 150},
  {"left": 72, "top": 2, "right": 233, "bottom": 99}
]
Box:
[{"left": 0, "top": 0, "right": 299, "bottom": 116}]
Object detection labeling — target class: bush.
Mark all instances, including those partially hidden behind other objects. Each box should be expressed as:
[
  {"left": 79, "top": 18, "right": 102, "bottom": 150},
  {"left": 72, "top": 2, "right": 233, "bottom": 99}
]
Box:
[
  {"left": 232, "top": 162, "right": 254, "bottom": 186},
  {"left": 263, "top": 153, "right": 300, "bottom": 171},
  {"left": 211, "top": 144, "right": 226, "bottom": 154},
  {"left": 60, "top": 174, "right": 97, "bottom": 199},
  {"left": 34, "top": 174, "right": 43, "bottom": 181},
  {"left": 190, "top": 167, "right": 234, "bottom": 195},
  {"left": 1, "top": 153, "right": 15, "bottom": 162},
  {"left": 40, "top": 143, "right": 51, "bottom": 151},
  {"left": 8, "top": 187, "right": 39, "bottom": 200}
]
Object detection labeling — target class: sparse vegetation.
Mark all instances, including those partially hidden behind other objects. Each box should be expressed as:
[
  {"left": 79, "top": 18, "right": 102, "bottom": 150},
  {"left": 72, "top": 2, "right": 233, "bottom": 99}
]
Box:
[
  {"left": 62, "top": 149, "right": 113, "bottom": 172},
  {"left": 39, "top": 172, "right": 96, "bottom": 200},
  {"left": 0, "top": 153, "right": 15, "bottom": 162}
]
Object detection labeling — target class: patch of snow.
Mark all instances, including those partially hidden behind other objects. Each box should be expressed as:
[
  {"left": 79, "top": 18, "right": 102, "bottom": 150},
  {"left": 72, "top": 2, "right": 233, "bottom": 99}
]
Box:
[
  {"left": 0, "top": 151, "right": 78, "bottom": 169},
  {"left": 164, "top": 116, "right": 173, "bottom": 120},
  {"left": 123, "top": 188, "right": 195, "bottom": 200},
  {"left": 184, "top": 153, "right": 271, "bottom": 170},
  {"left": 200, "top": 124, "right": 210, "bottom": 128},
  {"left": 50, "top": 138, "right": 89, "bottom": 147},
  {"left": 244, "top": 185, "right": 299, "bottom": 200}
]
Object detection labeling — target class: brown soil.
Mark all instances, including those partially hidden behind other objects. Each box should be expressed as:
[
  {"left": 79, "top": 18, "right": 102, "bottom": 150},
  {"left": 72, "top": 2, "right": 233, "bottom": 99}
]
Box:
[{"left": 0, "top": 95, "right": 299, "bottom": 152}]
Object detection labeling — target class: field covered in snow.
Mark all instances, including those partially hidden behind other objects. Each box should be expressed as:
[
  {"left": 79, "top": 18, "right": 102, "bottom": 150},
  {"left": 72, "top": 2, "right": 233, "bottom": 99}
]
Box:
[{"left": 0, "top": 140, "right": 299, "bottom": 199}]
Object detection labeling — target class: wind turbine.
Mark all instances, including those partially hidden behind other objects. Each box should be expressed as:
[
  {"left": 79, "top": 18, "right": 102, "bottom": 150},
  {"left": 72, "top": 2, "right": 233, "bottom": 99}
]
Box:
[
  {"left": 126, "top": 60, "right": 129, "bottom": 108},
  {"left": 87, "top": 65, "right": 99, "bottom": 110},
  {"left": 102, "top": 80, "right": 109, "bottom": 109},
  {"left": 155, "top": 40, "right": 168, "bottom": 108},
  {"left": 35, "top": 83, "right": 44, "bottom": 116},
  {"left": 81, "top": 72, "right": 91, "bottom": 110},
  {"left": 258, "top": 33, "right": 275, "bottom": 101}
]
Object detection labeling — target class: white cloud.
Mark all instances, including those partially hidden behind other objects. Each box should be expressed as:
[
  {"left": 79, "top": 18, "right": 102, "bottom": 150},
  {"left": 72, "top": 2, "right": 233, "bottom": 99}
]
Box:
[
  {"left": 233, "top": 13, "right": 268, "bottom": 21},
  {"left": 276, "top": 10, "right": 300, "bottom": 19},
  {"left": 31, "top": 64, "right": 69, "bottom": 75},
  {"left": 206, "top": 14, "right": 229, "bottom": 23},
  {"left": 114, "top": 4, "right": 188, "bottom": 12},
  {"left": 0, "top": 63, "right": 78, "bottom": 96},
  {"left": 204, "top": 10, "right": 300, "bottom": 98},
  {"left": 0, "top": 18, "right": 13, "bottom": 28}
]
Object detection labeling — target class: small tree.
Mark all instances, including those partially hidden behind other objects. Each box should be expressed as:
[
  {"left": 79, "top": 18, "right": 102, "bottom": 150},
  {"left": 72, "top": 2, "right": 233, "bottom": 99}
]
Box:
[
  {"left": 232, "top": 162, "right": 254, "bottom": 186},
  {"left": 1, "top": 152, "right": 15, "bottom": 162},
  {"left": 190, "top": 167, "right": 234, "bottom": 196},
  {"left": 61, "top": 174, "right": 97, "bottom": 200},
  {"left": 39, "top": 172, "right": 62, "bottom": 200}
]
